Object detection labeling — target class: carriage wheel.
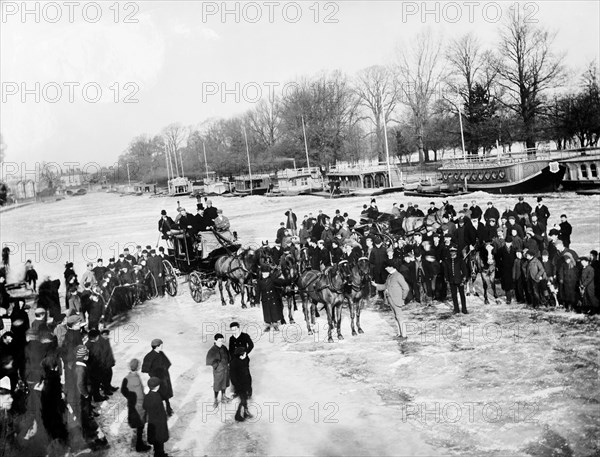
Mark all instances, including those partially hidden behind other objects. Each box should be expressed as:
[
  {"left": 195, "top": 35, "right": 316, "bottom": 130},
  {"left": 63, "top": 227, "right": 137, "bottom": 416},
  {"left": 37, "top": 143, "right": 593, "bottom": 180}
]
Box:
[
  {"left": 189, "top": 271, "right": 206, "bottom": 303},
  {"left": 162, "top": 260, "right": 178, "bottom": 297}
]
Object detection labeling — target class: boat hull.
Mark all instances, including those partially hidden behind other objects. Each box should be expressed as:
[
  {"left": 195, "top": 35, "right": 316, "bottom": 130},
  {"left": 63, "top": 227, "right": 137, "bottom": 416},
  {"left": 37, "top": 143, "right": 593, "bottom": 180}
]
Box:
[
  {"left": 561, "top": 180, "right": 600, "bottom": 191},
  {"left": 233, "top": 187, "right": 269, "bottom": 196},
  {"left": 440, "top": 160, "right": 565, "bottom": 194}
]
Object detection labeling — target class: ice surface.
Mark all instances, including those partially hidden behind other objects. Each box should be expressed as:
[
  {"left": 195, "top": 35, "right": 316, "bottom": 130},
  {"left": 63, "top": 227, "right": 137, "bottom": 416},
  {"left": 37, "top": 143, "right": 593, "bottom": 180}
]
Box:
[{"left": 1, "top": 191, "right": 599, "bottom": 456}]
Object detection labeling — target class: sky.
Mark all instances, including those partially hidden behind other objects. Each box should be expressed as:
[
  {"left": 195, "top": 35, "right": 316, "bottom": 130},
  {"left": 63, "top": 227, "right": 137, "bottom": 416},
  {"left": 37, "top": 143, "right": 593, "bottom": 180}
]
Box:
[{"left": 1, "top": 0, "right": 599, "bottom": 172}]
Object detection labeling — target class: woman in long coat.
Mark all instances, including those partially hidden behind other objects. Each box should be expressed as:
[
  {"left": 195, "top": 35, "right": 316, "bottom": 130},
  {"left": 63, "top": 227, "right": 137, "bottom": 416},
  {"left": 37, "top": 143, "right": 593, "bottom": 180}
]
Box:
[{"left": 256, "top": 266, "right": 290, "bottom": 332}]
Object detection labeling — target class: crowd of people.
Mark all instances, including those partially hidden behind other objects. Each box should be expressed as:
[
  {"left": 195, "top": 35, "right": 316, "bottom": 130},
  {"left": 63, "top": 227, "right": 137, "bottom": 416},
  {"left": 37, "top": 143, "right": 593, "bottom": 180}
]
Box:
[
  {"left": 0, "top": 197, "right": 240, "bottom": 456},
  {"left": 259, "top": 197, "right": 599, "bottom": 333},
  {"left": 0, "top": 193, "right": 598, "bottom": 455}
]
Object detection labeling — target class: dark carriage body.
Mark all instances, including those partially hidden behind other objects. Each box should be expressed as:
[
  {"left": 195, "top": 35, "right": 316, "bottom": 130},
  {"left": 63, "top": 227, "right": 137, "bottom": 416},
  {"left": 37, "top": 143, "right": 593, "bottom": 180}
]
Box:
[{"left": 161, "top": 229, "right": 240, "bottom": 302}]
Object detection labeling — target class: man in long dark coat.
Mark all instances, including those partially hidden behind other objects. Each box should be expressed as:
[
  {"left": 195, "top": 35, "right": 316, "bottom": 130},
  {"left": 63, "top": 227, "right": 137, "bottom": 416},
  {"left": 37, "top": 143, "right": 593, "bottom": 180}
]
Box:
[
  {"left": 443, "top": 245, "right": 469, "bottom": 314},
  {"left": 497, "top": 241, "right": 516, "bottom": 303},
  {"left": 369, "top": 236, "right": 387, "bottom": 300},
  {"left": 146, "top": 250, "right": 164, "bottom": 297},
  {"left": 230, "top": 347, "right": 253, "bottom": 422},
  {"left": 142, "top": 339, "right": 174, "bottom": 417},
  {"left": 144, "top": 377, "right": 169, "bottom": 457},
  {"left": 256, "top": 265, "right": 290, "bottom": 332}
]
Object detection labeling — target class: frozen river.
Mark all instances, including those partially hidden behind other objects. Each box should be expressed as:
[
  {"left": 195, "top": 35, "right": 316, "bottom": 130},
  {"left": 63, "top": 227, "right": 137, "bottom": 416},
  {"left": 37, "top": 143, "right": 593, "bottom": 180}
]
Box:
[{"left": 1, "top": 191, "right": 599, "bottom": 456}]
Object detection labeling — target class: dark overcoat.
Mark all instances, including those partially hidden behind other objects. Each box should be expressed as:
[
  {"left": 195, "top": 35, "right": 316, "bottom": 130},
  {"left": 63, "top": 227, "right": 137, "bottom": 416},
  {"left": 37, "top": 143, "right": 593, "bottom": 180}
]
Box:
[
  {"left": 144, "top": 390, "right": 169, "bottom": 444},
  {"left": 141, "top": 350, "right": 173, "bottom": 400},
  {"left": 205, "top": 344, "right": 230, "bottom": 391},
  {"left": 256, "top": 275, "right": 289, "bottom": 324}
]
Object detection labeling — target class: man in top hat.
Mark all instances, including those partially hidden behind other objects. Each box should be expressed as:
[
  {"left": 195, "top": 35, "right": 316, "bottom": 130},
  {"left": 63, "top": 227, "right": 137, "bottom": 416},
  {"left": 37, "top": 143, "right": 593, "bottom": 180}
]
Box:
[
  {"left": 158, "top": 210, "right": 175, "bottom": 240},
  {"left": 444, "top": 245, "right": 469, "bottom": 314},
  {"left": 534, "top": 197, "right": 550, "bottom": 226},
  {"left": 369, "top": 236, "right": 388, "bottom": 301},
  {"left": 142, "top": 339, "right": 174, "bottom": 417}
]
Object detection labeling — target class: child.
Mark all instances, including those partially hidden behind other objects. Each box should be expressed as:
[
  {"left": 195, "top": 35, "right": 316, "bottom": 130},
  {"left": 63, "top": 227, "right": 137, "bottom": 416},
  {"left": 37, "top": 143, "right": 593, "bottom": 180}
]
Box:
[
  {"left": 205, "top": 333, "right": 230, "bottom": 408},
  {"left": 24, "top": 259, "right": 38, "bottom": 292},
  {"left": 121, "top": 359, "right": 151, "bottom": 452},
  {"left": 144, "top": 377, "right": 169, "bottom": 457}
]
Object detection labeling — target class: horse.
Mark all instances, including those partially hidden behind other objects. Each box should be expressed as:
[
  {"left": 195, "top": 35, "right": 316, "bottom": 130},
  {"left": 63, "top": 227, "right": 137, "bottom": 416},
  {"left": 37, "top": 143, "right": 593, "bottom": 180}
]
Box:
[
  {"left": 341, "top": 257, "right": 370, "bottom": 336},
  {"left": 401, "top": 204, "right": 446, "bottom": 235},
  {"left": 214, "top": 248, "right": 258, "bottom": 308},
  {"left": 277, "top": 253, "right": 300, "bottom": 324},
  {"left": 466, "top": 243, "right": 498, "bottom": 304},
  {"left": 298, "top": 264, "right": 348, "bottom": 342}
]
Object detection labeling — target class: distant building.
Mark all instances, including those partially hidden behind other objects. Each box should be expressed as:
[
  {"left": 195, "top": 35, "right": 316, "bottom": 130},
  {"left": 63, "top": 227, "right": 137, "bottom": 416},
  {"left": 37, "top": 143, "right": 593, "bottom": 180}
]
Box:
[
  {"left": 59, "top": 170, "right": 86, "bottom": 188},
  {"left": 13, "top": 179, "right": 36, "bottom": 199}
]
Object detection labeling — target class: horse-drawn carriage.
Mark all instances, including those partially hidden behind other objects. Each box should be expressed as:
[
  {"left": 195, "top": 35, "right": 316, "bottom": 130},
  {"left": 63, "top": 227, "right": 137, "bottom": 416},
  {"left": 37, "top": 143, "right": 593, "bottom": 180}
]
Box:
[{"left": 161, "top": 228, "right": 241, "bottom": 302}]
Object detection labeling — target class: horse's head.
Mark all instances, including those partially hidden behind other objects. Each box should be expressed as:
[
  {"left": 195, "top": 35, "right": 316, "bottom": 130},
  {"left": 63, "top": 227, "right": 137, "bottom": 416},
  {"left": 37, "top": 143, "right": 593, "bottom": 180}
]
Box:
[
  {"left": 328, "top": 264, "right": 347, "bottom": 292},
  {"left": 337, "top": 260, "right": 352, "bottom": 280},
  {"left": 281, "top": 253, "right": 298, "bottom": 279},
  {"left": 356, "top": 257, "right": 371, "bottom": 280}
]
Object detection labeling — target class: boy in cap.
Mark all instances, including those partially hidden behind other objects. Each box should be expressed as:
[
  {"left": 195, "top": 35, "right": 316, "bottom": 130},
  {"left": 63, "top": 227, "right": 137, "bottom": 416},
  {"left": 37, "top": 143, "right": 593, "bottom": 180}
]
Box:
[
  {"left": 205, "top": 334, "right": 230, "bottom": 408},
  {"left": 142, "top": 339, "right": 174, "bottom": 417},
  {"left": 144, "top": 377, "right": 169, "bottom": 457},
  {"left": 122, "top": 359, "right": 151, "bottom": 452}
]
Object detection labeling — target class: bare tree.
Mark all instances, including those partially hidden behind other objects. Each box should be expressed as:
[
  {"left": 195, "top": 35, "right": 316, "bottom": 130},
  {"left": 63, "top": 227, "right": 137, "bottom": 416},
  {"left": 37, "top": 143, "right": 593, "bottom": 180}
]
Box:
[
  {"left": 354, "top": 65, "right": 401, "bottom": 162},
  {"left": 245, "top": 97, "right": 282, "bottom": 151},
  {"left": 162, "top": 123, "right": 189, "bottom": 177},
  {"left": 396, "top": 29, "right": 445, "bottom": 163},
  {"left": 494, "top": 6, "right": 566, "bottom": 150}
]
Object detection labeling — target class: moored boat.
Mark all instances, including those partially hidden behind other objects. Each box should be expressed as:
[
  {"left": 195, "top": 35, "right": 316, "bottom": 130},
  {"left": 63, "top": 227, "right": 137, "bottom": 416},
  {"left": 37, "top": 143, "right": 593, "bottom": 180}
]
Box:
[
  {"left": 233, "top": 174, "right": 271, "bottom": 196},
  {"left": 559, "top": 151, "right": 600, "bottom": 190},
  {"left": 438, "top": 149, "right": 582, "bottom": 194}
]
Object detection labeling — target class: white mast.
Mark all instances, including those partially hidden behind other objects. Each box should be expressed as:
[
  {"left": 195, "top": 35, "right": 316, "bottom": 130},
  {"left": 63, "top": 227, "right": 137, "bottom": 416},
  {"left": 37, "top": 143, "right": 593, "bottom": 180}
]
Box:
[
  {"left": 302, "top": 115, "right": 310, "bottom": 170},
  {"left": 202, "top": 142, "right": 210, "bottom": 180},
  {"left": 243, "top": 126, "right": 253, "bottom": 195}
]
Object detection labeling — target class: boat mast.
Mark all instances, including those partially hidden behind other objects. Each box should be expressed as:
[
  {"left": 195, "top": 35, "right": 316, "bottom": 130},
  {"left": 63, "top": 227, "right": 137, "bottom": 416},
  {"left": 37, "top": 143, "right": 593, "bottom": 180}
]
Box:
[
  {"left": 383, "top": 116, "right": 392, "bottom": 187},
  {"left": 243, "top": 126, "right": 253, "bottom": 195},
  {"left": 202, "top": 142, "right": 210, "bottom": 181},
  {"left": 302, "top": 115, "right": 310, "bottom": 170},
  {"left": 179, "top": 150, "right": 185, "bottom": 178},
  {"left": 458, "top": 106, "right": 466, "bottom": 162},
  {"left": 126, "top": 162, "right": 131, "bottom": 187}
]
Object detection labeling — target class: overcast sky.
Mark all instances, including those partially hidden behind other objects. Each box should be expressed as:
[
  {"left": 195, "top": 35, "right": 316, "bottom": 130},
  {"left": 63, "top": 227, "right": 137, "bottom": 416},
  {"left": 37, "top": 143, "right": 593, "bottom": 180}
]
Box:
[{"left": 1, "top": 1, "right": 599, "bottom": 170}]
